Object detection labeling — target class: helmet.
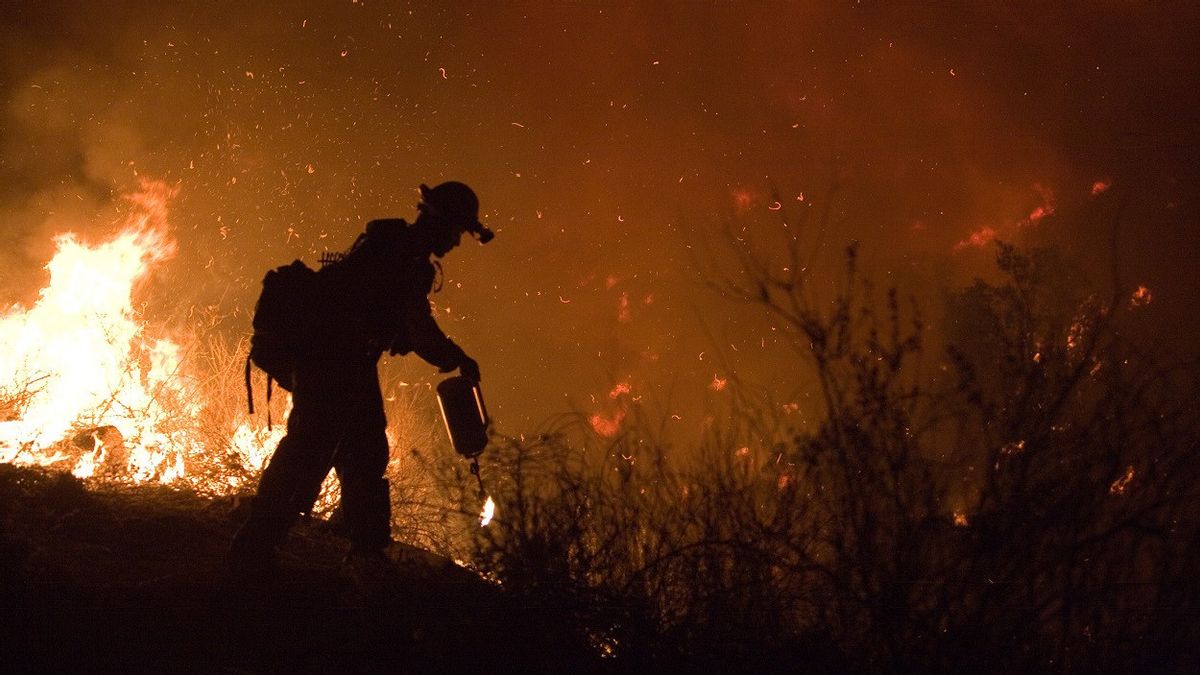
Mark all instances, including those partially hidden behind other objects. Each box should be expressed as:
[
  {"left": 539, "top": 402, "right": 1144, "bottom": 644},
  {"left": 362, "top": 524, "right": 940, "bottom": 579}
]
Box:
[{"left": 418, "top": 182, "right": 494, "bottom": 243}]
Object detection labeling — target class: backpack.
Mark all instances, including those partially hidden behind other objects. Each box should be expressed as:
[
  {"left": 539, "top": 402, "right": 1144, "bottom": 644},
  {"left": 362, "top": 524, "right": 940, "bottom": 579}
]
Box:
[{"left": 244, "top": 259, "right": 318, "bottom": 424}]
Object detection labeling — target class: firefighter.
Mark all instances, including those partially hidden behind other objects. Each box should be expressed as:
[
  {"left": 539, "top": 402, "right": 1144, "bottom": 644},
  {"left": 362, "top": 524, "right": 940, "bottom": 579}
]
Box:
[{"left": 227, "top": 181, "right": 490, "bottom": 578}]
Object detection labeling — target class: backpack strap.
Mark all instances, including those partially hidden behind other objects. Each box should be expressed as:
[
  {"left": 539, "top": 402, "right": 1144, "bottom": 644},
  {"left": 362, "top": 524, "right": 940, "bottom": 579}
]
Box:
[
  {"left": 245, "top": 355, "right": 255, "bottom": 415},
  {"left": 245, "top": 354, "right": 276, "bottom": 427}
]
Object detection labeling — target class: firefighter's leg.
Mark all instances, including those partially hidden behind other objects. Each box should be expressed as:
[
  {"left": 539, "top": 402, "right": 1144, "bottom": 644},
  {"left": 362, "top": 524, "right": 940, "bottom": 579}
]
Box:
[
  {"left": 335, "top": 376, "right": 393, "bottom": 554},
  {"left": 229, "top": 393, "right": 342, "bottom": 567}
]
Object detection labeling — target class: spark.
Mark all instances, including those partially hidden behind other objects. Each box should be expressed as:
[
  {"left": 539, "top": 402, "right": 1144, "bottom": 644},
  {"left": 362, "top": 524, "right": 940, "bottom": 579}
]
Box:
[
  {"left": 710, "top": 375, "right": 727, "bottom": 391},
  {"left": 953, "top": 512, "right": 969, "bottom": 527},
  {"left": 1091, "top": 179, "right": 1112, "bottom": 196},
  {"left": 511, "top": 122, "right": 525, "bottom": 128},
  {"left": 768, "top": 201, "right": 782, "bottom": 211},
  {"left": 1109, "top": 466, "right": 1135, "bottom": 495},
  {"left": 1001, "top": 440, "right": 1026, "bottom": 455},
  {"left": 558, "top": 296, "right": 571, "bottom": 303},
  {"left": 609, "top": 382, "right": 631, "bottom": 399},
  {"left": 438, "top": 67, "right": 447, "bottom": 79}
]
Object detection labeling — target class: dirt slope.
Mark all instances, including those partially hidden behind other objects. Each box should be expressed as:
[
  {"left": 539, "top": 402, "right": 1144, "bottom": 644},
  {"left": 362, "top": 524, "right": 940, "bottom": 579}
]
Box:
[{"left": 0, "top": 465, "right": 597, "bottom": 673}]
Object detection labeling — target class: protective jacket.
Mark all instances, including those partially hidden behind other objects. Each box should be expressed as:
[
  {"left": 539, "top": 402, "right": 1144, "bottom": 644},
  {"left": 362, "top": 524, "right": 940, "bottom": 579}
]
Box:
[{"left": 312, "top": 218, "right": 469, "bottom": 371}]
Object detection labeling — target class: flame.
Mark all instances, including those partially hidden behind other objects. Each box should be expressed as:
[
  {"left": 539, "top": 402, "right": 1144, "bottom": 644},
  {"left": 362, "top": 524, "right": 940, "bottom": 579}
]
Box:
[
  {"left": 1091, "top": 179, "right": 1112, "bottom": 196},
  {"left": 0, "top": 180, "right": 277, "bottom": 492},
  {"left": 953, "top": 511, "right": 969, "bottom": 527},
  {"left": 608, "top": 382, "right": 632, "bottom": 399},
  {"left": 1025, "top": 183, "right": 1056, "bottom": 224},
  {"left": 590, "top": 409, "right": 626, "bottom": 438},
  {"left": 1109, "top": 466, "right": 1135, "bottom": 495},
  {"left": 480, "top": 495, "right": 495, "bottom": 526},
  {"left": 1130, "top": 285, "right": 1152, "bottom": 308},
  {"left": 1, "top": 182, "right": 182, "bottom": 466},
  {"left": 954, "top": 226, "right": 998, "bottom": 251}
]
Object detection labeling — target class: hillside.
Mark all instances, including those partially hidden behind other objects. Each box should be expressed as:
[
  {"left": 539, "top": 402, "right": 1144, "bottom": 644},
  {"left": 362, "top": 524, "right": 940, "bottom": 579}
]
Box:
[{"left": 0, "top": 464, "right": 597, "bottom": 673}]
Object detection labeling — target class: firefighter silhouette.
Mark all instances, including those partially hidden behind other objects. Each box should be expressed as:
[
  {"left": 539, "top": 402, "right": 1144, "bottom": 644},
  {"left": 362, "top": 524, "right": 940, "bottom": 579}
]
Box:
[{"left": 228, "top": 181, "right": 492, "bottom": 576}]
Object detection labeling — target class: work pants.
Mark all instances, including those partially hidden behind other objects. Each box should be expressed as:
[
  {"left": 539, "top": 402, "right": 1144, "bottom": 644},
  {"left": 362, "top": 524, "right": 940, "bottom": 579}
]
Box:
[{"left": 231, "top": 357, "right": 392, "bottom": 559}]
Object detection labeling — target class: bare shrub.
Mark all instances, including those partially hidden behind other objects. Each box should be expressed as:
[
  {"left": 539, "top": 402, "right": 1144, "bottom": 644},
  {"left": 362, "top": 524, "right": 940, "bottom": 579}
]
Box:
[{"left": 445, "top": 229, "right": 1200, "bottom": 670}]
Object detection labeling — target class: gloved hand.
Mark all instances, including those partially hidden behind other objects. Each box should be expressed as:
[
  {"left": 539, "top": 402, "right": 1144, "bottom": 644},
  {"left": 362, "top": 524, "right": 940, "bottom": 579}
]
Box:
[{"left": 459, "top": 355, "right": 481, "bottom": 383}]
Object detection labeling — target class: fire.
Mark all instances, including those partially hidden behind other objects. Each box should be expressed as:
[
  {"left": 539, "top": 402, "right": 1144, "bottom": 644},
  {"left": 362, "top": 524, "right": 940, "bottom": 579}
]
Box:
[
  {"left": 0, "top": 180, "right": 276, "bottom": 492},
  {"left": 608, "top": 382, "right": 632, "bottom": 399},
  {"left": 1130, "top": 285, "right": 1152, "bottom": 308},
  {"left": 480, "top": 495, "right": 495, "bottom": 526},
  {"left": 1109, "top": 466, "right": 1135, "bottom": 495},
  {"left": 954, "top": 225, "right": 998, "bottom": 251},
  {"left": 953, "top": 511, "right": 969, "bottom": 527},
  {"left": 1026, "top": 183, "right": 1056, "bottom": 224},
  {"left": 590, "top": 409, "right": 626, "bottom": 438}
]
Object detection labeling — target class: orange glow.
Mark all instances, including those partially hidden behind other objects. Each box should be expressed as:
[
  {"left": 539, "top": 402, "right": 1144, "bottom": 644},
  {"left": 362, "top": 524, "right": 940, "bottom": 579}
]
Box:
[
  {"left": 590, "top": 409, "right": 626, "bottom": 438},
  {"left": 1001, "top": 440, "right": 1026, "bottom": 455},
  {"left": 953, "top": 512, "right": 969, "bottom": 527},
  {"left": 617, "top": 292, "right": 632, "bottom": 323},
  {"left": 1130, "top": 285, "right": 1152, "bottom": 307},
  {"left": 0, "top": 181, "right": 281, "bottom": 491},
  {"left": 1091, "top": 179, "right": 1112, "bottom": 196},
  {"left": 1026, "top": 183, "right": 1056, "bottom": 224},
  {"left": 1109, "top": 466, "right": 1135, "bottom": 495},
  {"left": 731, "top": 187, "right": 755, "bottom": 212},
  {"left": 954, "top": 226, "right": 998, "bottom": 251}
]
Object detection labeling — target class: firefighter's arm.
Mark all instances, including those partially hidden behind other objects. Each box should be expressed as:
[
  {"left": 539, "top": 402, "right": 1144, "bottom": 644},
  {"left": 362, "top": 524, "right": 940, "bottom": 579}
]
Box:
[{"left": 401, "top": 309, "right": 481, "bottom": 382}]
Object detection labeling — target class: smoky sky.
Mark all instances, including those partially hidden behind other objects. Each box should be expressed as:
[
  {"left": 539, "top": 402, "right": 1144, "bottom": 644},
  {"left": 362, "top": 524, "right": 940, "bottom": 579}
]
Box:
[{"left": 2, "top": 1, "right": 1197, "bottom": 435}]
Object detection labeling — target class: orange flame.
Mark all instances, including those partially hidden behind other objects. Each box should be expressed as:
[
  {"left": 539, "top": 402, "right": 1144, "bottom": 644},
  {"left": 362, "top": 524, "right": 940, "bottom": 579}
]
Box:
[
  {"left": 590, "top": 409, "right": 626, "bottom": 438},
  {"left": 0, "top": 180, "right": 280, "bottom": 490},
  {"left": 1109, "top": 466, "right": 1135, "bottom": 495},
  {"left": 1130, "top": 285, "right": 1152, "bottom": 308},
  {"left": 954, "top": 226, "right": 998, "bottom": 251}
]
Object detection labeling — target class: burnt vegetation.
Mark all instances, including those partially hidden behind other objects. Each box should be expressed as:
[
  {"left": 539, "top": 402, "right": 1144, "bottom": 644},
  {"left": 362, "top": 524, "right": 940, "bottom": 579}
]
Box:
[{"left": 443, "top": 220, "right": 1200, "bottom": 670}]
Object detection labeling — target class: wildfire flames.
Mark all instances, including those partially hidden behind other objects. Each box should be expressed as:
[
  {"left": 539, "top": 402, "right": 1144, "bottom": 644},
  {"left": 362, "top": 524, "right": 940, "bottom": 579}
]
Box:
[
  {"left": 0, "top": 181, "right": 279, "bottom": 491},
  {"left": 480, "top": 495, "right": 495, "bottom": 527}
]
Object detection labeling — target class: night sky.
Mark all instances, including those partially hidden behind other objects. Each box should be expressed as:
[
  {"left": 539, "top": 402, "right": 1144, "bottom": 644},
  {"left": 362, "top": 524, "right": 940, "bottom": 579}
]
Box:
[{"left": 2, "top": 2, "right": 1197, "bottom": 437}]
